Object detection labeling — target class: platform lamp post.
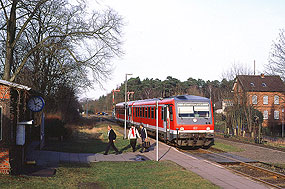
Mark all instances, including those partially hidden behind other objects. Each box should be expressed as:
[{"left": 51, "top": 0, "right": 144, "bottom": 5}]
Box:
[
  {"left": 124, "top": 73, "right": 132, "bottom": 139},
  {"left": 156, "top": 100, "right": 159, "bottom": 161},
  {"left": 155, "top": 98, "right": 163, "bottom": 161}
]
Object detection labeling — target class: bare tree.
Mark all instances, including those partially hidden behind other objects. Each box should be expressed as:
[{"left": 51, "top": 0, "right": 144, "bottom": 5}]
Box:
[
  {"left": 221, "top": 62, "right": 253, "bottom": 81},
  {"left": 0, "top": 0, "right": 123, "bottom": 87},
  {"left": 266, "top": 29, "right": 285, "bottom": 80}
]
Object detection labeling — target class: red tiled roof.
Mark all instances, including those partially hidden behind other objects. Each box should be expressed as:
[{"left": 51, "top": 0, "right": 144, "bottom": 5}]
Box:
[{"left": 236, "top": 75, "right": 285, "bottom": 92}]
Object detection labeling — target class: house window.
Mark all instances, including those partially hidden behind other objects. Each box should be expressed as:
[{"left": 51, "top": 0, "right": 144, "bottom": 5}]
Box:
[
  {"left": 274, "top": 111, "right": 279, "bottom": 120},
  {"left": 263, "top": 96, "right": 268, "bottom": 105},
  {"left": 274, "top": 95, "right": 279, "bottom": 105},
  {"left": 262, "top": 83, "right": 267, "bottom": 87},
  {"left": 263, "top": 110, "right": 268, "bottom": 120},
  {"left": 252, "top": 95, "right": 257, "bottom": 104}
]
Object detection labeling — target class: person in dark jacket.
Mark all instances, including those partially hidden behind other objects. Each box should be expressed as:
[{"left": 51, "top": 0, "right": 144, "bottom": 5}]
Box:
[
  {"left": 139, "top": 124, "right": 149, "bottom": 153},
  {"left": 104, "top": 125, "right": 119, "bottom": 155}
]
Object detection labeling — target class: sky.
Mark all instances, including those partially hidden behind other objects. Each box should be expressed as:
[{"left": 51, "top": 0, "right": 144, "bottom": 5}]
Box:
[{"left": 82, "top": 0, "right": 285, "bottom": 100}]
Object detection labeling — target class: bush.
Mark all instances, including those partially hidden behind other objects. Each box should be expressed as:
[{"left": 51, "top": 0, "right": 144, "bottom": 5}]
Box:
[{"left": 45, "top": 118, "right": 68, "bottom": 138}]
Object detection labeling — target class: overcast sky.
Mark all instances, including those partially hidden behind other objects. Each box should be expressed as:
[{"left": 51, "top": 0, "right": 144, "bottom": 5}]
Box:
[{"left": 82, "top": 0, "right": 285, "bottom": 100}]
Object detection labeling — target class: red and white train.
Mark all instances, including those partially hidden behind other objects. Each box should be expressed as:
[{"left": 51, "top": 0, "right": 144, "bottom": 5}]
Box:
[{"left": 114, "top": 95, "right": 214, "bottom": 147}]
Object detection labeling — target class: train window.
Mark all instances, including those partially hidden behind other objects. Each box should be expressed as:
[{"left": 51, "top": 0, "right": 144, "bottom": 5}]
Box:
[
  {"left": 169, "top": 106, "right": 173, "bottom": 121},
  {"left": 142, "top": 107, "right": 145, "bottom": 117},
  {"left": 145, "top": 107, "right": 148, "bottom": 118},
  {"left": 151, "top": 107, "right": 154, "bottom": 119},
  {"left": 148, "top": 107, "right": 151, "bottom": 118},
  {"left": 140, "top": 107, "right": 142, "bottom": 117},
  {"left": 136, "top": 107, "right": 138, "bottom": 117},
  {"left": 178, "top": 103, "right": 210, "bottom": 118}
]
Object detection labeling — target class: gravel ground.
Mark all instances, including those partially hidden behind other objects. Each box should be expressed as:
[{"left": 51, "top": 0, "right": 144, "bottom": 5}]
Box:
[{"left": 215, "top": 138, "right": 285, "bottom": 164}]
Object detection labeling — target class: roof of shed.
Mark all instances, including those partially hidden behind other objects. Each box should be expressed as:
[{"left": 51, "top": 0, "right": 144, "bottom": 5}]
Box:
[
  {"left": 235, "top": 75, "right": 285, "bottom": 92},
  {"left": 0, "top": 79, "right": 31, "bottom": 90}
]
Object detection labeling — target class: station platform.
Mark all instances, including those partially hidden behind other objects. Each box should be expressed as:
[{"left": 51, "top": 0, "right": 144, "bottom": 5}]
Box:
[{"left": 26, "top": 139, "right": 269, "bottom": 189}]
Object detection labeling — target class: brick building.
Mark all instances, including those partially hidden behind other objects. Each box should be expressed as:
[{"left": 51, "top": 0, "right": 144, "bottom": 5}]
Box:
[
  {"left": 0, "top": 80, "right": 33, "bottom": 174},
  {"left": 232, "top": 74, "right": 285, "bottom": 130}
]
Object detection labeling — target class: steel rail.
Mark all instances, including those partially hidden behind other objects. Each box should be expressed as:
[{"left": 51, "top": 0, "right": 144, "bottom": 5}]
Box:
[{"left": 179, "top": 148, "right": 285, "bottom": 189}]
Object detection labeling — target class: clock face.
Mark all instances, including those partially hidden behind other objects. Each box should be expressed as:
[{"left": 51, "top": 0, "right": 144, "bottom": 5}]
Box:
[{"left": 28, "top": 96, "right": 45, "bottom": 112}]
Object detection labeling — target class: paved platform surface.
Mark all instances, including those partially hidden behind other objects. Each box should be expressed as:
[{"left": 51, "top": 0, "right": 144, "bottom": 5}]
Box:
[{"left": 26, "top": 140, "right": 269, "bottom": 189}]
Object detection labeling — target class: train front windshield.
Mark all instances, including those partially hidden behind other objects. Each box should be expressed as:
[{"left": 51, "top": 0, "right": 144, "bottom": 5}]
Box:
[{"left": 177, "top": 103, "right": 210, "bottom": 118}]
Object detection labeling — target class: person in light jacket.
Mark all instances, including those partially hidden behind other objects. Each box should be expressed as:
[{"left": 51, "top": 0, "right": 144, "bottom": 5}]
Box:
[{"left": 128, "top": 125, "right": 140, "bottom": 152}]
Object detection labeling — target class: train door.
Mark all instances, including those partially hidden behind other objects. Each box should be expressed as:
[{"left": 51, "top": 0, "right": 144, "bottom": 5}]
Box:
[
  {"left": 129, "top": 106, "right": 132, "bottom": 123},
  {"left": 162, "top": 106, "right": 170, "bottom": 141},
  {"left": 166, "top": 106, "right": 170, "bottom": 140}
]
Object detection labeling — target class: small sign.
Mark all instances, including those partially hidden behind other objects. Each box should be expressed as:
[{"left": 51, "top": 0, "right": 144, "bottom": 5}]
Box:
[{"left": 16, "top": 125, "right": 25, "bottom": 145}]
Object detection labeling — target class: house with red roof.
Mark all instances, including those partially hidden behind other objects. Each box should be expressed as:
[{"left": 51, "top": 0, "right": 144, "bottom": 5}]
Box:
[{"left": 232, "top": 74, "right": 285, "bottom": 133}]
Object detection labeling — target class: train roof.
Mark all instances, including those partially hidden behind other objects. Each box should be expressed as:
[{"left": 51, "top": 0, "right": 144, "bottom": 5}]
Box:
[
  {"left": 115, "top": 95, "right": 210, "bottom": 106},
  {"left": 172, "top": 95, "right": 210, "bottom": 102}
]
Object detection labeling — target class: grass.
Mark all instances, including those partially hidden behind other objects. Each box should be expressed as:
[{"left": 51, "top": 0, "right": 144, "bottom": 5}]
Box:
[
  {"left": 43, "top": 122, "right": 134, "bottom": 154},
  {"left": 264, "top": 141, "right": 285, "bottom": 149},
  {"left": 271, "top": 163, "right": 285, "bottom": 169},
  {"left": 212, "top": 141, "right": 244, "bottom": 152},
  {"left": 0, "top": 161, "right": 219, "bottom": 189},
  {"left": 215, "top": 132, "right": 285, "bottom": 149}
]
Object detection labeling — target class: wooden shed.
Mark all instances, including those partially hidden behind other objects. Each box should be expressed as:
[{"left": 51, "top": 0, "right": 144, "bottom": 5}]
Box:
[{"left": 0, "top": 80, "right": 34, "bottom": 175}]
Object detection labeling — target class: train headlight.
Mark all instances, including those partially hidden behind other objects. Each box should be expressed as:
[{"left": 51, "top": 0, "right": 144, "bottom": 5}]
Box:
[
  {"left": 193, "top": 118, "right": 197, "bottom": 123},
  {"left": 206, "top": 127, "right": 210, "bottom": 131},
  {"left": 180, "top": 127, "right": 184, "bottom": 131}
]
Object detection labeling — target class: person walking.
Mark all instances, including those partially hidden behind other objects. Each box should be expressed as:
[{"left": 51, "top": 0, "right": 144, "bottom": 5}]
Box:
[
  {"left": 104, "top": 125, "right": 119, "bottom": 155},
  {"left": 128, "top": 125, "right": 140, "bottom": 152},
  {"left": 139, "top": 124, "right": 149, "bottom": 153}
]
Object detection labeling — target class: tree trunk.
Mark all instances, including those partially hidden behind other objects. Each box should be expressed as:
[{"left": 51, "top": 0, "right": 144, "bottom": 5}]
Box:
[{"left": 3, "top": 1, "right": 18, "bottom": 81}]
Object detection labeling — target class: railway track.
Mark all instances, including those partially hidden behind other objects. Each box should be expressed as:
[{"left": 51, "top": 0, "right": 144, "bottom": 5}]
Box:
[
  {"left": 100, "top": 117, "right": 285, "bottom": 188},
  {"left": 180, "top": 147, "right": 285, "bottom": 188}
]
